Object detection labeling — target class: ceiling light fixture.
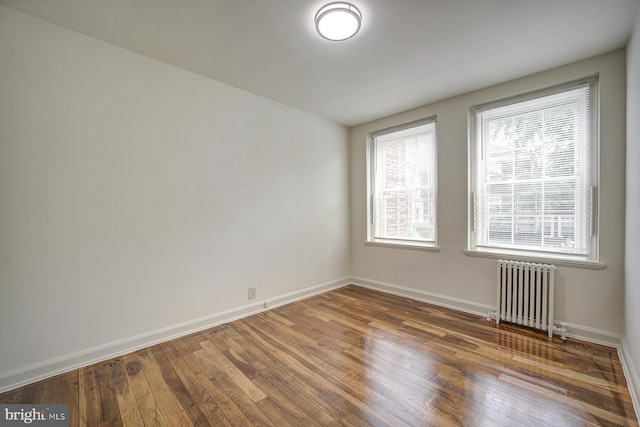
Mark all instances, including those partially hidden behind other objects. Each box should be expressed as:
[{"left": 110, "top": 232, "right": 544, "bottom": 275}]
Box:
[{"left": 315, "top": 2, "right": 362, "bottom": 41}]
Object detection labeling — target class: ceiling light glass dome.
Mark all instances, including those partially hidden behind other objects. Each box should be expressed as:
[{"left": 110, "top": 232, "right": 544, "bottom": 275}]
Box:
[{"left": 315, "top": 2, "right": 362, "bottom": 41}]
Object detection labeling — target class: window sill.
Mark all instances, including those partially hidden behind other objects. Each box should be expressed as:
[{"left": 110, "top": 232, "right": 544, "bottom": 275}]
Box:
[
  {"left": 464, "top": 249, "right": 606, "bottom": 270},
  {"left": 365, "top": 240, "right": 440, "bottom": 252}
]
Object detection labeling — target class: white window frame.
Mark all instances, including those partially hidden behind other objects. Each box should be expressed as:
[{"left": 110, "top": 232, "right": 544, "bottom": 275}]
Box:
[
  {"left": 366, "top": 117, "right": 439, "bottom": 251},
  {"left": 466, "top": 78, "right": 604, "bottom": 269}
]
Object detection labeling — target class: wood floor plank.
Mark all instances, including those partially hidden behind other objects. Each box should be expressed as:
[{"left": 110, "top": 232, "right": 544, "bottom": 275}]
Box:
[
  {"left": 109, "top": 357, "right": 144, "bottom": 427},
  {"left": 229, "top": 321, "right": 385, "bottom": 426},
  {"left": 220, "top": 325, "right": 342, "bottom": 426},
  {"left": 198, "top": 340, "right": 266, "bottom": 403},
  {"left": 0, "top": 386, "right": 23, "bottom": 404},
  {"left": 253, "top": 310, "right": 432, "bottom": 424},
  {"left": 236, "top": 318, "right": 416, "bottom": 426},
  {"left": 255, "top": 397, "right": 298, "bottom": 426},
  {"left": 195, "top": 348, "right": 275, "bottom": 426},
  {"left": 173, "top": 335, "right": 209, "bottom": 376},
  {"left": 122, "top": 352, "right": 166, "bottom": 426},
  {"left": 78, "top": 364, "right": 103, "bottom": 427},
  {"left": 150, "top": 344, "right": 213, "bottom": 427},
  {"left": 194, "top": 369, "right": 254, "bottom": 426},
  {"left": 167, "top": 342, "right": 232, "bottom": 427},
  {"left": 265, "top": 310, "right": 440, "bottom": 425},
  {"left": 1, "top": 284, "right": 637, "bottom": 426},
  {"left": 249, "top": 368, "right": 330, "bottom": 427},
  {"left": 94, "top": 360, "right": 124, "bottom": 427},
  {"left": 138, "top": 348, "right": 194, "bottom": 427},
  {"left": 36, "top": 371, "right": 79, "bottom": 427},
  {"left": 499, "top": 373, "right": 632, "bottom": 426},
  {"left": 18, "top": 379, "right": 44, "bottom": 405}
]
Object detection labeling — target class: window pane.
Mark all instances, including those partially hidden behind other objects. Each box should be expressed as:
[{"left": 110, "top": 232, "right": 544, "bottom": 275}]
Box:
[
  {"left": 471, "top": 79, "right": 595, "bottom": 258},
  {"left": 372, "top": 120, "right": 437, "bottom": 244}
]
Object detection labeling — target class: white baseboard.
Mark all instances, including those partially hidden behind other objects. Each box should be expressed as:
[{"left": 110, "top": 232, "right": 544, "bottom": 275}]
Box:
[
  {"left": 350, "top": 276, "right": 493, "bottom": 317},
  {"left": 561, "top": 322, "right": 622, "bottom": 347},
  {"left": 263, "top": 277, "right": 350, "bottom": 309},
  {"left": 0, "top": 277, "right": 351, "bottom": 394},
  {"left": 620, "top": 337, "right": 640, "bottom": 421}
]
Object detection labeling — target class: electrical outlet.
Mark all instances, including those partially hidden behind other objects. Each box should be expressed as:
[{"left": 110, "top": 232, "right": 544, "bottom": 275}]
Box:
[{"left": 248, "top": 287, "right": 256, "bottom": 300}]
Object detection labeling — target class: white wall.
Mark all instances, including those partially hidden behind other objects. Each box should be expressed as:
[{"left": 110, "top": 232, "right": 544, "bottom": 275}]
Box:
[
  {"left": 624, "top": 8, "right": 640, "bottom": 413},
  {"left": 0, "top": 6, "right": 350, "bottom": 387},
  {"left": 350, "top": 50, "right": 627, "bottom": 343},
  {"left": 1, "top": 1, "right": 635, "bottom": 401}
]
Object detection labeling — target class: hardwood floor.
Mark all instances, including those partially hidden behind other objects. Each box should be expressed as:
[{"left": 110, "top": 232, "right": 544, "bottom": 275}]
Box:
[{"left": 1, "top": 285, "right": 638, "bottom": 426}]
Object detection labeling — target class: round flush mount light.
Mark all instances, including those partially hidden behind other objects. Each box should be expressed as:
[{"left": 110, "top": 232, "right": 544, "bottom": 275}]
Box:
[{"left": 315, "top": 2, "right": 362, "bottom": 41}]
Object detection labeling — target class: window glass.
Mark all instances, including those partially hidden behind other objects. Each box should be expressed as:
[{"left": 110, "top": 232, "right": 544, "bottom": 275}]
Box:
[
  {"left": 369, "top": 119, "right": 437, "bottom": 247},
  {"left": 469, "top": 79, "right": 598, "bottom": 260}
]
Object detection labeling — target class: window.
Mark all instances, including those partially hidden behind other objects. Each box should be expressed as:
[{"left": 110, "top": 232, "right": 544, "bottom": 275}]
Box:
[
  {"left": 469, "top": 78, "right": 599, "bottom": 262},
  {"left": 368, "top": 118, "right": 437, "bottom": 248}
]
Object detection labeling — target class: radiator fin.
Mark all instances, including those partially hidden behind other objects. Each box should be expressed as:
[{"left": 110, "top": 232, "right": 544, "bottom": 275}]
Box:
[{"left": 496, "top": 259, "right": 556, "bottom": 338}]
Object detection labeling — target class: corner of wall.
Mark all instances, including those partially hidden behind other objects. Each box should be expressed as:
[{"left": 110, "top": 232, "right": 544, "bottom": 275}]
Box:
[
  {"left": 621, "top": 337, "right": 640, "bottom": 421},
  {"left": 623, "top": 4, "right": 640, "bottom": 422}
]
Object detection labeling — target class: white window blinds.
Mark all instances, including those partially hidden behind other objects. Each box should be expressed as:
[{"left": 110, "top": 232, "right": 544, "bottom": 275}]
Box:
[
  {"left": 471, "top": 79, "right": 597, "bottom": 259},
  {"left": 371, "top": 119, "right": 437, "bottom": 245}
]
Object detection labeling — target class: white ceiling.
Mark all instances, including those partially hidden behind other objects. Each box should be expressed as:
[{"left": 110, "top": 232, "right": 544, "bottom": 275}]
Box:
[{"left": 1, "top": 0, "right": 638, "bottom": 127}]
